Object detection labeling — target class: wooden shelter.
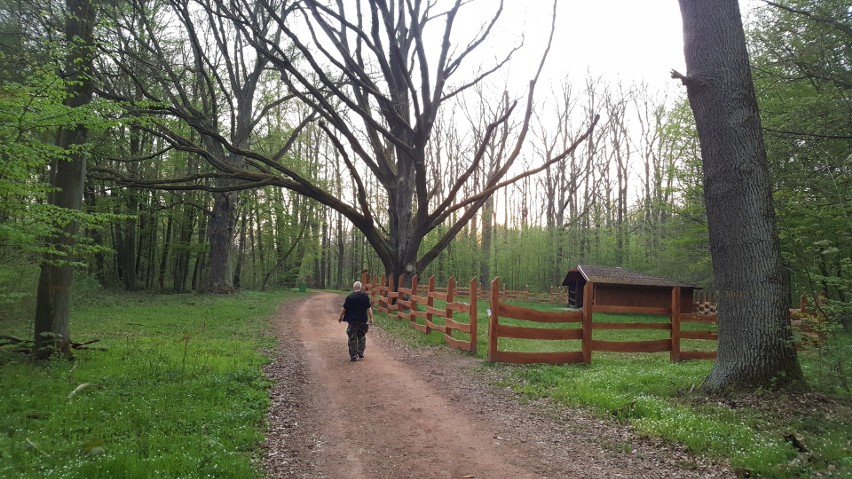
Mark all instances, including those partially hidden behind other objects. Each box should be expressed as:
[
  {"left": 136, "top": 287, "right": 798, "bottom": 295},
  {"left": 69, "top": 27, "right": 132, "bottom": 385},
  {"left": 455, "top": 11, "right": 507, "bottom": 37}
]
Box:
[{"left": 562, "top": 265, "right": 697, "bottom": 312}]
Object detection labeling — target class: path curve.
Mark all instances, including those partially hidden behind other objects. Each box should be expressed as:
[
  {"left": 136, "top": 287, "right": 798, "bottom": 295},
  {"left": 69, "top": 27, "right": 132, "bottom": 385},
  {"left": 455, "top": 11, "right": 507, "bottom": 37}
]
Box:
[{"left": 263, "top": 292, "right": 732, "bottom": 479}]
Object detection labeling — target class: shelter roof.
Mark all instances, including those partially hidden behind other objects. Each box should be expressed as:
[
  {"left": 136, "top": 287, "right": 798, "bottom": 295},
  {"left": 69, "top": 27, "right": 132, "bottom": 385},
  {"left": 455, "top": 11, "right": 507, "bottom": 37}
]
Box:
[{"left": 563, "top": 265, "right": 697, "bottom": 289}]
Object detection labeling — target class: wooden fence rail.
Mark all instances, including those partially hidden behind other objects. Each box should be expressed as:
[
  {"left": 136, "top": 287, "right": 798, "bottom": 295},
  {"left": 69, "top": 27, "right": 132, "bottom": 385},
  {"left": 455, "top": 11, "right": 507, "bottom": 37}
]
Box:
[
  {"left": 361, "top": 272, "right": 478, "bottom": 354},
  {"left": 487, "top": 278, "right": 585, "bottom": 364}
]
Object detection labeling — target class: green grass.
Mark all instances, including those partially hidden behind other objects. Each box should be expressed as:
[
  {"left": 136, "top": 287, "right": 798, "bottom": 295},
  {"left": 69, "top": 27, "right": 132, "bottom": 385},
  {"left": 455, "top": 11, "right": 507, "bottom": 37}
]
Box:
[
  {"left": 0, "top": 289, "right": 301, "bottom": 478},
  {"left": 376, "top": 298, "right": 852, "bottom": 478}
]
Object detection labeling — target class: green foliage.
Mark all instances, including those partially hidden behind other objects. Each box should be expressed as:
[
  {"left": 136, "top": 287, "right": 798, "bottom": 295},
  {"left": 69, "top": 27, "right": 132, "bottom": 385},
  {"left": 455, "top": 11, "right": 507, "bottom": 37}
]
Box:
[
  {"left": 0, "top": 71, "right": 68, "bottom": 250},
  {"left": 748, "top": 0, "right": 851, "bottom": 314},
  {"left": 0, "top": 258, "right": 39, "bottom": 316},
  {"left": 0, "top": 66, "right": 120, "bottom": 269},
  {"left": 0, "top": 290, "right": 293, "bottom": 478}
]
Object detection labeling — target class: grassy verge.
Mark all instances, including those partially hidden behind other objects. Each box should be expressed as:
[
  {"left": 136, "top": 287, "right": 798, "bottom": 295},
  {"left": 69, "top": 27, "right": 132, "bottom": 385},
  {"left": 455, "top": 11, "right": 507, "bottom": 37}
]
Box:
[
  {"left": 0, "top": 289, "right": 300, "bottom": 478},
  {"left": 375, "top": 298, "right": 851, "bottom": 478}
]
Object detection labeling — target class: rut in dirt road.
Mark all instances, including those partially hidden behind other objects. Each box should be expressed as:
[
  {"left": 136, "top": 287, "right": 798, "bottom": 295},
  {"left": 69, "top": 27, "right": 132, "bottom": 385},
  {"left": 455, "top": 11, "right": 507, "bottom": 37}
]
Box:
[{"left": 263, "top": 292, "right": 733, "bottom": 479}]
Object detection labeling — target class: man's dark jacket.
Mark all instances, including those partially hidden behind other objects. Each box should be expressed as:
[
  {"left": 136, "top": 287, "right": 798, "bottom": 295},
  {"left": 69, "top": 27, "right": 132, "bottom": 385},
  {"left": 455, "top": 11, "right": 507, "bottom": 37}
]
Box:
[{"left": 343, "top": 291, "right": 371, "bottom": 323}]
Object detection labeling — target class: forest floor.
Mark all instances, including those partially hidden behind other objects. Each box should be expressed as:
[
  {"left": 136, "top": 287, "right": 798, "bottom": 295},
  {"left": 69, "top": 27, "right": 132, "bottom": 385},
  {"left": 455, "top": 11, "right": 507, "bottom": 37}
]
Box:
[{"left": 261, "top": 292, "right": 733, "bottom": 478}]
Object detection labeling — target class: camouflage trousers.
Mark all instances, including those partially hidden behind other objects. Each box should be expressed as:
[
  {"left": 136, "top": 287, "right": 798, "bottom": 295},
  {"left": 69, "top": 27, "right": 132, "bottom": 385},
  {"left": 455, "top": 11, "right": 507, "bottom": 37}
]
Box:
[{"left": 346, "top": 322, "right": 369, "bottom": 357}]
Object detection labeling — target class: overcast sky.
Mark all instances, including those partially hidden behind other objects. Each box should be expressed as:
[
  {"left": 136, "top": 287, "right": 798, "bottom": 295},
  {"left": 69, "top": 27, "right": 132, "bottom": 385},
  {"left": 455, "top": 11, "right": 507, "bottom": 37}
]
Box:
[
  {"left": 465, "top": 0, "right": 760, "bottom": 95},
  {"left": 519, "top": 1, "right": 685, "bottom": 88}
]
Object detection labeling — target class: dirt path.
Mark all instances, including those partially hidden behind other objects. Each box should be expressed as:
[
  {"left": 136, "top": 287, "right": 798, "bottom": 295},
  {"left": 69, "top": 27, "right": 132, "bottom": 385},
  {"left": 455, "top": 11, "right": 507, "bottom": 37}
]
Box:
[{"left": 262, "top": 292, "right": 732, "bottom": 479}]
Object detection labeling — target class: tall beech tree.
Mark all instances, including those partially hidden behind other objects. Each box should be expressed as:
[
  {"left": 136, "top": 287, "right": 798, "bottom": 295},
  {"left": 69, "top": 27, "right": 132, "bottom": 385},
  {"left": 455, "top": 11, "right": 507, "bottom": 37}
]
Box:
[
  {"left": 34, "top": 0, "right": 98, "bottom": 359},
  {"left": 674, "top": 0, "right": 805, "bottom": 390}
]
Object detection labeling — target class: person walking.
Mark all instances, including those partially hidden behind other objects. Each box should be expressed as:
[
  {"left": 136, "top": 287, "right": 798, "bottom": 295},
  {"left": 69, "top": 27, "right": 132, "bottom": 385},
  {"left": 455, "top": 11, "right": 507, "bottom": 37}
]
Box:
[{"left": 338, "top": 281, "right": 373, "bottom": 361}]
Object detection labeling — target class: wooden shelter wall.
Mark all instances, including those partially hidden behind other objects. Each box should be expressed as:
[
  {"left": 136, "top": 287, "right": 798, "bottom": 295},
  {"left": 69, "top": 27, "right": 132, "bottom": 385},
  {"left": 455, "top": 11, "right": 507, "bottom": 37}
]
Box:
[{"left": 594, "top": 285, "right": 693, "bottom": 312}]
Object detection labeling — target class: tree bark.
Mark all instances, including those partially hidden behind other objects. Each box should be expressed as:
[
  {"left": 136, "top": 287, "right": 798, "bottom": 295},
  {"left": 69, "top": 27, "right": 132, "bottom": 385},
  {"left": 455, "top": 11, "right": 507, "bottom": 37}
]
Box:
[
  {"left": 234, "top": 209, "right": 247, "bottom": 289},
  {"left": 207, "top": 187, "right": 238, "bottom": 292},
  {"left": 33, "top": 0, "right": 97, "bottom": 360},
  {"left": 157, "top": 212, "right": 173, "bottom": 291},
  {"left": 676, "top": 0, "right": 805, "bottom": 391},
  {"left": 192, "top": 210, "right": 208, "bottom": 291}
]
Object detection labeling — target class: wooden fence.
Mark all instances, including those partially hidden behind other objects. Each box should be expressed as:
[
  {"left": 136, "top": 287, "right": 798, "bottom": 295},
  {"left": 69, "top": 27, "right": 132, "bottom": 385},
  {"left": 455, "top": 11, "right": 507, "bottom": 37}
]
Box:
[
  {"left": 487, "top": 277, "right": 717, "bottom": 364},
  {"left": 361, "top": 273, "right": 478, "bottom": 353},
  {"left": 360, "top": 273, "right": 822, "bottom": 365},
  {"left": 488, "top": 278, "right": 827, "bottom": 364},
  {"left": 487, "top": 278, "right": 586, "bottom": 364}
]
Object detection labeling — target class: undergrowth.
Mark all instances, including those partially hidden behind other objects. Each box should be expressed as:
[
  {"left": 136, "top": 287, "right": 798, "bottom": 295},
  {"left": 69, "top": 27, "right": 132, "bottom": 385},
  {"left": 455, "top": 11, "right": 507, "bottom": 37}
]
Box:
[{"left": 0, "top": 289, "right": 298, "bottom": 478}]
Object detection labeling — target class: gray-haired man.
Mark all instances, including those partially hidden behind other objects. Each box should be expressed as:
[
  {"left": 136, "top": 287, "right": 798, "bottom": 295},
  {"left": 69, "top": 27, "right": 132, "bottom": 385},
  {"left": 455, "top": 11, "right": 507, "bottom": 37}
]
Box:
[{"left": 338, "top": 281, "right": 373, "bottom": 361}]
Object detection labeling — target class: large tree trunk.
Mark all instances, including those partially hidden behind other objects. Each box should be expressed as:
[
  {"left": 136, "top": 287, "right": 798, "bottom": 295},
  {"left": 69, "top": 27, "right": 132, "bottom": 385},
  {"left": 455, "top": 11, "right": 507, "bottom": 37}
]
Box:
[
  {"left": 192, "top": 211, "right": 208, "bottom": 291},
  {"left": 173, "top": 196, "right": 196, "bottom": 293},
  {"left": 676, "top": 0, "right": 805, "bottom": 391},
  {"left": 203, "top": 146, "right": 244, "bottom": 294},
  {"left": 206, "top": 167, "right": 239, "bottom": 292},
  {"left": 234, "top": 210, "right": 247, "bottom": 289},
  {"left": 118, "top": 217, "right": 137, "bottom": 290},
  {"left": 83, "top": 186, "right": 106, "bottom": 284},
  {"left": 33, "top": 0, "right": 96, "bottom": 360},
  {"left": 385, "top": 157, "right": 420, "bottom": 284},
  {"left": 118, "top": 129, "right": 142, "bottom": 291},
  {"left": 157, "top": 213, "right": 173, "bottom": 291}
]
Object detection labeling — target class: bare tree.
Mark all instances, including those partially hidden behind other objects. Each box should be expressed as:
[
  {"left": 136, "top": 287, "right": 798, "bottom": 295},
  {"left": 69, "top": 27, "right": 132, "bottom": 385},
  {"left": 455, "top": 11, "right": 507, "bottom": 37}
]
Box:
[
  {"left": 604, "top": 84, "right": 632, "bottom": 266},
  {"left": 632, "top": 86, "right": 667, "bottom": 262},
  {"left": 98, "top": 0, "right": 598, "bottom": 282},
  {"left": 245, "top": 0, "right": 602, "bottom": 278},
  {"left": 96, "top": 0, "right": 311, "bottom": 291}
]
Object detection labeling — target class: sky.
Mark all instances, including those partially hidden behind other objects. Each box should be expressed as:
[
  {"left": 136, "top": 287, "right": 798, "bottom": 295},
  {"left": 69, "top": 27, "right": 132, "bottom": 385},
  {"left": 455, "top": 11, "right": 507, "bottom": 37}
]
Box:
[
  {"left": 458, "top": 0, "right": 759, "bottom": 95},
  {"left": 447, "top": 0, "right": 688, "bottom": 96},
  {"left": 512, "top": 1, "right": 686, "bottom": 90},
  {"left": 442, "top": 0, "right": 759, "bottom": 222}
]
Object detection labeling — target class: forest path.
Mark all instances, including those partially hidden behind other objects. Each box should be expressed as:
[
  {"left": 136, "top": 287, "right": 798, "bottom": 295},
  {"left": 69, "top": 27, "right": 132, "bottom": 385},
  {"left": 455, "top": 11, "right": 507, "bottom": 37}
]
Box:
[{"left": 262, "top": 292, "right": 731, "bottom": 479}]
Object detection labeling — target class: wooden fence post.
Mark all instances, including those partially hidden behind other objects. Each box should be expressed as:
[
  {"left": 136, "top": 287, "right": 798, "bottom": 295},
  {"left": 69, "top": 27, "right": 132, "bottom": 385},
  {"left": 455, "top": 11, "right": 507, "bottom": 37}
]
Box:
[
  {"left": 488, "top": 277, "right": 500, "bottom": 362},
  {"left": 409, "top": 274, "right": 419, "bottom": 326},
  {"left": 671, "top": 286, "right": 681, "bottom": 362},
  {"left": 469, "top": 277, "right": 478, "bottom": 354},
  {"left": 425, "top": 276, "right": 435, "bottom": 334},
  {"left": 387, "top": 274, "right": 395, "bottom": 313},
  {"left": 446, "top": 276, "right": 455, "bottom": 334},
  {"left": 582, "top": 281, "right": 593, "bottom": 364}
]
